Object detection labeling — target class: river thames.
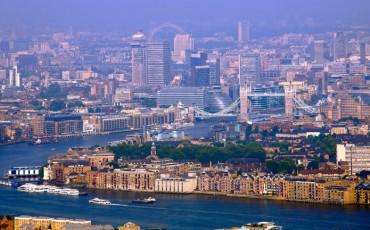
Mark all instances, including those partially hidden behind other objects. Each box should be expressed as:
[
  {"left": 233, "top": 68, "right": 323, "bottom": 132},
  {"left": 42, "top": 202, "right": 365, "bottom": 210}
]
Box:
[{"left": 0, "top": 120, "right": 369, "bottom": 229}]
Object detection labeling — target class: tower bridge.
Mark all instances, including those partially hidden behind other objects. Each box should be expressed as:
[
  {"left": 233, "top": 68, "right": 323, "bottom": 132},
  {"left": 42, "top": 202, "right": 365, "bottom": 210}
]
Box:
[{"left": 192, "top": 84, "right": 317, "bottom": 119}]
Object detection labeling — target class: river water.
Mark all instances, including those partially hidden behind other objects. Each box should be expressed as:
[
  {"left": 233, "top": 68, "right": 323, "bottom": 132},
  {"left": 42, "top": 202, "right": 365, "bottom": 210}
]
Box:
[{"left": 0, "top": 120, "right": 369, "bottom": 230}]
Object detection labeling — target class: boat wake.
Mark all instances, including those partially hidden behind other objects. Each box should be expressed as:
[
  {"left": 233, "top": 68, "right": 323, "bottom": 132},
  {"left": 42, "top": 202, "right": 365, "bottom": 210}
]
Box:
[{"left": 109, "top": 203, "right": 129, "bottom": 207}]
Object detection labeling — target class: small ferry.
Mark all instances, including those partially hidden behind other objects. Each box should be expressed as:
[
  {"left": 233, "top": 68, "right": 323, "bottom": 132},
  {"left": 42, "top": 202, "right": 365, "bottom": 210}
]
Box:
[
  {"left": 59, "top": 188, "right": 79, "bottom": 196},
  {"left": 241, "top": 222, "right": 283, "bottom": 230},
  {"left": 132, "top": 197, "right": 156, "bottom": 204},
  {"left": 89, "top": 198, "right": 111, "bottom": 205},
  {"left": 17, "top": 183, "right": 37, "bottom": 192},
  {"left": 46, "top": 186, "right": 61, "bottom": 194}
]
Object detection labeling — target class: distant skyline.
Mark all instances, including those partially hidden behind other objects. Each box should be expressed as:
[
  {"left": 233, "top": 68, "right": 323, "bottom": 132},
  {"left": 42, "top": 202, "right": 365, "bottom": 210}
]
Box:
[{"left": 0, "top": 0, "right": 369, "bottom": 37}]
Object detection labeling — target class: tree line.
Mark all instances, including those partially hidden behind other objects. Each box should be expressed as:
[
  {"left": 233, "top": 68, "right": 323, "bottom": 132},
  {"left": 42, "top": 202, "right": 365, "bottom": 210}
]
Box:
[{"left": 109, "top": 142, "right": 267, "bottom": 164}]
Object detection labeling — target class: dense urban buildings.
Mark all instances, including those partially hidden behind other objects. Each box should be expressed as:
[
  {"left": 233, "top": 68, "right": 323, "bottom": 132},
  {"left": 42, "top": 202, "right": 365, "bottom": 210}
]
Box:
[{"left": 0, "top": 1, "right": 370, "bottom": 229}]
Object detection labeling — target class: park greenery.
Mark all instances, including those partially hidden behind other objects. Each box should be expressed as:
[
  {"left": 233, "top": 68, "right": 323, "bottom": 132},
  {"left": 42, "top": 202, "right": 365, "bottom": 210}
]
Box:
[
  {"left": 338, "top": 116, "right": 360, "bottom": 125},
  {"left": 49, "top": 100, "right": 66, "bottom": 111},
  {"left": 308, "top": 134, "right": 337, "bottom": 162},
  {"left": 68, "top": 100, "right": 85, "bottom": 108},
  {"left": 109, "top": 142, "right": 267, "bottom": 164},
  {"left": 265, "top": 158, "right": 298, "bottom": 174},
  {"left": 40, "top": 82, "right": 67, "bottom": 99}
]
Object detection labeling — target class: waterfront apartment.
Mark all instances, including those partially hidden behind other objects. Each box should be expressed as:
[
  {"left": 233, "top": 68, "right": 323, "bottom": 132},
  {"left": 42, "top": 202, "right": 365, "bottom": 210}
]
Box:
[
  {"left": 87, "top": 169, "right": 155, "bottom": 191},
  {"left": 196, "top": 171, "right": 366, "bottom": 204},
  {"left": 44, "top": 114, "right": 83, "bottom": 136},
  {"left": 48, "top": 160, "right": 91, "bottom": 183}
]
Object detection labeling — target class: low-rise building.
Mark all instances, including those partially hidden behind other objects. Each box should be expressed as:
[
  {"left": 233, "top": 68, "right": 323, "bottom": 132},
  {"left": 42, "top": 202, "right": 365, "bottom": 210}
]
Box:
[
  {"left": 155, "top": 177, "right": 197, "bottom": 193},
  {"left": 118, "top": 222, "right": 140, "bottom": 230},
  {"left": 14, "top": 216, "right": 91, "bottom": 230},
  {"left": 0, "top": 215, "right": 14, "bottom": 230}
]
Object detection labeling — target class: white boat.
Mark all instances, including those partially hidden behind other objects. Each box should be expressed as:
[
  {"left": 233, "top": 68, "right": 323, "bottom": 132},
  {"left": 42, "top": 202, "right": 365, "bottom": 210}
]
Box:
[
  {"left": 132, "top": 197, "right": 156, "bottom": 204},
  {"left": 33, "top": 186, "right": 46, "bottom": 193},
  {"left": 59, "top": 188, "right": 79, "bottom": 196},
  {"left": 46, "top": 186, "right": 60, "bottom": 194},
  {"left": 17, "top": 184, "right": 79, "bottom": 196},
  {"left": 17, "top": 183, "right": 37, "bottom": 192},
  {"left": 89, "top": 198, "right": 111, "bottom": 205},
  {"left": 0, "top": 180, "right": 11, "bottom": 186}
]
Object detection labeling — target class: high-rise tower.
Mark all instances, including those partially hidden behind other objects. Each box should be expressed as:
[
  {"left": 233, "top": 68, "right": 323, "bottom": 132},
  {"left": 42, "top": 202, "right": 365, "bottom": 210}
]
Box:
[
  {"left": 190, "top": 52, "right": 207, "bottom": 86},
  {"left": 360, "top": 42, "right": 367, "bottom": 65},
  {"left": 147, "top": 41, "right": 171, "bottom": 86},
  {"left": 334, "top": 32, "right": 347, "bottom": 60},
  {"left": 8, "top": 66, "right": 20, "bottom": 87},
  {"left": 238, "top": 21, "right": 250, "bottom": 44},
  {"left": 173, "top": 34, "right": 194, "bottom": 62},
  {"left": 206, "top": 59, "right": 220, "bottom": 86},
  {"left": 312, "top": 40, "right": 325, "bottom": 63},
  {"left": 131, "top": 32, "right": 147, "bottom": 85},
  {"left": 239, "top": 54, "right": 261, "bottom": 87}
]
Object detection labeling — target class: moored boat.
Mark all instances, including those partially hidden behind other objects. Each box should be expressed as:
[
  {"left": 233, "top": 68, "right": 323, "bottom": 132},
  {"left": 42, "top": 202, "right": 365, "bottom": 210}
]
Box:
[{"left": 59, "top": 188, "right": 79, "bottom": 196}]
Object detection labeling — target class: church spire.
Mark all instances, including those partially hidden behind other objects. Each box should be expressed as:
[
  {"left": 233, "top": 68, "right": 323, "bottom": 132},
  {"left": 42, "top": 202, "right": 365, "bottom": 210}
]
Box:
[{"left": 151, "top": 142, "right": 156, "bottom": 156}]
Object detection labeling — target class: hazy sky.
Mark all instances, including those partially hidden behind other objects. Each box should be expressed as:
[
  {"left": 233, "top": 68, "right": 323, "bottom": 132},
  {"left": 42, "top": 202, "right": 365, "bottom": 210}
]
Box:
[{"left": 0, "top": 0, "right": 369, "bottom": 36}]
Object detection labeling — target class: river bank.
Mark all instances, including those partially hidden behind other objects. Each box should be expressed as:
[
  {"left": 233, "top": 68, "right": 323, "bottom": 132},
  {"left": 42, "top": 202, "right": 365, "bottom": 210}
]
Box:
[{"left": 0, "top": 124, "right": 369, "bottom": 229}]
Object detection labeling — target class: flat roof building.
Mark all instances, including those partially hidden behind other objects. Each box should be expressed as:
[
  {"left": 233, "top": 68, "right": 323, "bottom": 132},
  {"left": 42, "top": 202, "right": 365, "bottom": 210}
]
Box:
[{"left": 157, "top": 87, "right": 206, "bottom": 109}]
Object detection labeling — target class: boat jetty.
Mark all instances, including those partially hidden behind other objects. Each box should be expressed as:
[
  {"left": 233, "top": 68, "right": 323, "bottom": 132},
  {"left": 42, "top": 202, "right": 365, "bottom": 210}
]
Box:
[{"left": 5, "top": 166, "right": 41, "bottom": 180}]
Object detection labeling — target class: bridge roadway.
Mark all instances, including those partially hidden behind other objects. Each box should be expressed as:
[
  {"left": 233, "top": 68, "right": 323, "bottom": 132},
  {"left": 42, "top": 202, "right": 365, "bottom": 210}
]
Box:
[{"left": 246, "top": 92, "right": 285, "bottom": 97}]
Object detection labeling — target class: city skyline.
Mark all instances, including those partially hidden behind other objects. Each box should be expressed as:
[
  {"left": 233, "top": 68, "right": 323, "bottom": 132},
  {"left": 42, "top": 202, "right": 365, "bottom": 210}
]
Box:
[
  {"left": 0, "top": 1, "right": 370, "bottom": 229},
  {"left": 0, "top": 0, "right": 369, "bottom": 38}
]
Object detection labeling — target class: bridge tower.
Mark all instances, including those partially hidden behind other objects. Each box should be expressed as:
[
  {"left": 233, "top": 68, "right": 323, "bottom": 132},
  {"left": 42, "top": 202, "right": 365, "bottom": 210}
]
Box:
[
  {"left": 284, "top": 83, "right": 296, "bottom": 118},
  {"left": 239, "top": 85, "right": 249, "bottom": 121}
]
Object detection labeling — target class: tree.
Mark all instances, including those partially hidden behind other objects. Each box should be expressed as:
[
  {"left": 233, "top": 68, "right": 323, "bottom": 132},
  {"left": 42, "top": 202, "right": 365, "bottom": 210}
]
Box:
[
  {"left": 353, "top": 117, "right": 360, "bottom": 125},
  {"left": 109, "top": 142, "right": 267, "bottom": 164},
  {"left": 108, "top": 162, "right": 120, "bottom": 169},
  {"left": 266, "top": 161, "right": 279, "bottom": 174},
  {"left": 253, "top": 125, "right": 259, "bottom": 133},
  {"left": 261, "top": 130, "right": 269, "bottom": 137},
  {"left": 307, "top": 160, "right": 319, "bottom": 170},
  {"left": 309, "top": 134, "right": 337, "bottom": 162},
  {"left": 40, "top": 82, "right": 67, "bottom": 99},
  {"left": 277, "top": 158, "right": 296, "bottom": 174},
  {"left": 271, "top": 126, "right": 279, "bottom": 136},
  {"left": 297, "top": 164, "right": 304, "bottom": 171},
  {"left": 50, "top": 100, "right": 66, "bottom": 111},
  {"left": 356, "top": 170, "right": 370, "bottom": 179},
  {"left": 68, "top": 100, "right": 85, "bottom": 108},
  {"left": 245, "top": 124, "right": 252, "bottom": 139}
]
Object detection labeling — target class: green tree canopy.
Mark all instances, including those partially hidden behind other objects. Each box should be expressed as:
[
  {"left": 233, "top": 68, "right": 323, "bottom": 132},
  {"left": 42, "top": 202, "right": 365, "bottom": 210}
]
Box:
[
  {"left": 109, "top": 142, "right": 267, "bottom": 164},
  {"left": 40, "top": 82, "right": 67, "bottom": 99},
  {"left": 50, "top": 100, "right": 66, "bottom": 111}
]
